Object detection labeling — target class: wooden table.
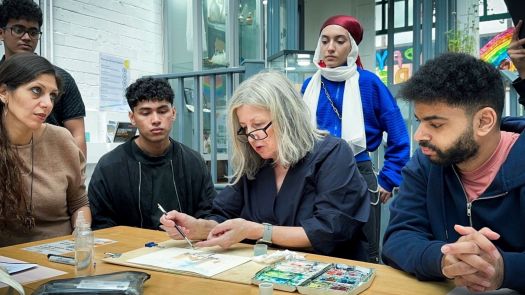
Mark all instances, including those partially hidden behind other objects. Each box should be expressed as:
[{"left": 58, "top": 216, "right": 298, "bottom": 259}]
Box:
[{"left": 0, "top": 226, "right": 453, "bottom": 295}]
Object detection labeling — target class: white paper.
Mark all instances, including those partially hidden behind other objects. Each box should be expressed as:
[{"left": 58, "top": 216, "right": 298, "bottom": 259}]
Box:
[
  {"left": 23, "top": 238, "right": 116, "bottom": 255},
  {"left": 0, "top": 256, "right": 66, "bottom": 289},
  {"left": 128, "top": 248, "right": 251, "bottom": 277},
  {"left": 0, "top": 262, "right": 37, "bottom": 275},
  {"left": 448, "top": 287, "right": 521, "bottom": 295},
  {"left": 99, "top": 53, "right": 130, "bottom": 112},
  {"left": 0, "top": 267, "right": 25, "bottom": 294}
]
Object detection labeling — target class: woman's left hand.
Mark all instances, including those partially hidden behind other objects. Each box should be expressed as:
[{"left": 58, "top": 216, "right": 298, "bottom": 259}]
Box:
[
  {"left": 195, "top": 218, "right": 253, "bottom": 249},
  {"left": 378, "top": 186, "right": 392, "bottom": 204}
]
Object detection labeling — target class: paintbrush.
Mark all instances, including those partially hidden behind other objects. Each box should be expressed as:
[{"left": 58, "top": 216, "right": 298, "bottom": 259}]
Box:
[{"left": 157, "top": 203, "right": 194, "bottom": 249}]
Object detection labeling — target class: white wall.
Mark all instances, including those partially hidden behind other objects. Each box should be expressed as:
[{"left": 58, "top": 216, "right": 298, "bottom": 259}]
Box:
[
  {"left": 303, "top": 0, "right": 376, "bottom": 69},
  {"left": 51, "top": 0, "right": 164, "bottom": 153}
]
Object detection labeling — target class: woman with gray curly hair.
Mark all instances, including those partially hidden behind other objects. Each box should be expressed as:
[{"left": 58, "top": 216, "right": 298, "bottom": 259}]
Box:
[{"left": 161, "top": 71, "right": 369, "bottom": 260}]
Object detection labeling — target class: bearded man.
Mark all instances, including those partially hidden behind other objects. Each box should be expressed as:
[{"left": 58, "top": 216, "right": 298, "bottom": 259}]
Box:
[{"left": 382, "top": 52, "right": 525, "bottom": 293}]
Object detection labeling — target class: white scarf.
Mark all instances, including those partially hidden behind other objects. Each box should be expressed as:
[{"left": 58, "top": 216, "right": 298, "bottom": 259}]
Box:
[{"left": 303, "top": 32, "right": 366, "bottom": 156}]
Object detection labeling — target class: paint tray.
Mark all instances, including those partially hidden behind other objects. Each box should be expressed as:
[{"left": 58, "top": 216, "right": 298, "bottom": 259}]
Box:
[
  {"left": 252, "top": 259, "right": 375, "bottom": 294},
  {"left": 297, "top": 263, "right": 376, "bottom": 295},
  {"left": 251, "top": 259, "right": 331, "bottom": 292}
]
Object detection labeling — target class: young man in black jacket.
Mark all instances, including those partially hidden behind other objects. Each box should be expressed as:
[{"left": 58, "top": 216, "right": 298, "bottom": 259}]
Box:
[{"left": 88, "top": 77, "right": 216, "bottom": 229}]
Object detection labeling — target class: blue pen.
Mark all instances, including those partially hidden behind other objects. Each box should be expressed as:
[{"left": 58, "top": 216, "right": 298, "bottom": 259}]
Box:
[
  {"left": 158, "top": 203, "right": 194, "bottom": 249},
  {"left": 145, "top": 242, "right": 157, "bottom": 247}
]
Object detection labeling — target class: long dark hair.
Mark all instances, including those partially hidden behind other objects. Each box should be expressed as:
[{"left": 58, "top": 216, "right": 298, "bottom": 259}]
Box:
[{"left": 0, "top": 53, "right": 61, "bottom": 228}]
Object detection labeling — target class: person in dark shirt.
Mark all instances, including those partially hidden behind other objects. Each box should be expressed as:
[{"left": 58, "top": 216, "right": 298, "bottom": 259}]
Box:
[
  {"left": 0, "top": 0, "right": 86, "bottom": 156},
  {"left": 508, "top": 20, "right": 525, "bottom": 106},
  {"left": 89, "top": 77, "right": 216, "bottom": 230},
  {"left": 160, "top": 71, "right": 370, "bottom": 260}
]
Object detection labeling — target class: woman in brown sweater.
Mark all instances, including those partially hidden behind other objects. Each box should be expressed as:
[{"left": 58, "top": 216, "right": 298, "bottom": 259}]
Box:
[{"left": 0, "top": 53, "right": 90, "bottom": 246}]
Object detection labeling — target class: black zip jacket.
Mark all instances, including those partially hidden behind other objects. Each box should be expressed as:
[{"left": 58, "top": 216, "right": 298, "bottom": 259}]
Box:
[{"left": 88, "top": 137, "right": 216, "bottom": 230}]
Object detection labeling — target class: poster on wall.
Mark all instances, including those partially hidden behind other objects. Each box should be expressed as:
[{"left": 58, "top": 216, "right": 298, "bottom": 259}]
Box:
[
  {"left": 375, "top": 29, "right": 519, "bottom": 86},
  {"left": 99, "top": 53, "right": 130, "bottom": 112}
]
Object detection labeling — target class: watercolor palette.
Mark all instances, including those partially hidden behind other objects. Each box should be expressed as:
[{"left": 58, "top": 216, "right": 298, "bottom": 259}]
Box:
[
  {"left": 298, "top": 264, "right": 375, "bottom": 295},
  {"left": 252, "top": 260, "right": 331, "bottom": 291},
  {"left": 252, "top": 260, "right": 375, "bottom": 294}
]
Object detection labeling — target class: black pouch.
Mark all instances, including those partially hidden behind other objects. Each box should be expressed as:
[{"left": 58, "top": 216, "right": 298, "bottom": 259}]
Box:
[{"left": 33, "top": 271, "right": 150, "bottom": 295}]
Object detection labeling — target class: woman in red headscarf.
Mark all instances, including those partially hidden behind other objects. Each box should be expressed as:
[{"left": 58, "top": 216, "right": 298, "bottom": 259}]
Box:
[{"left": 302, "top": 15, "right": 410, "bottom": 263}]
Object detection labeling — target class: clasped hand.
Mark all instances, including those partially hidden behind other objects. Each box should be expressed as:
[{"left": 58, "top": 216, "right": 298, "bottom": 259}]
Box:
[{"left": 441, "top": 224, "right": 504, "bottom": 292}]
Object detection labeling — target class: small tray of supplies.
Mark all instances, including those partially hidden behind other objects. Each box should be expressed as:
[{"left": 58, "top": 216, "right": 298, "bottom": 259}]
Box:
[{"left": 252, "top": 259, "right": 375, "bottom": 295}]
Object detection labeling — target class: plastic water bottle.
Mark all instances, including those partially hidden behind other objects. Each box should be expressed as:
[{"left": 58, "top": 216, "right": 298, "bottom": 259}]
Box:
[{"left": 74, "top": 211, "right": 94, "bottom": 277}]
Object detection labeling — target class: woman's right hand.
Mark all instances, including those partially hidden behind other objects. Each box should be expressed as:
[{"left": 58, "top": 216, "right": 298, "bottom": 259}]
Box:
[
  {"left": 159, "top": 210, "right": 217, "bottom": 241},
  {"left": 159, "top": 210, "right": 197, "bottom": 240}
]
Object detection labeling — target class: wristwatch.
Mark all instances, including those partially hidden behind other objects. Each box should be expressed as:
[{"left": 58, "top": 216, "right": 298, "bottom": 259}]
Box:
[{"left": 257, "top": 223, "right": 273, "bottom": 245}]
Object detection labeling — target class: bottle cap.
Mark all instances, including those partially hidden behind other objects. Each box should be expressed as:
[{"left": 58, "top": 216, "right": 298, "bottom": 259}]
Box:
[{"left": 259, "top": 282, "right": 273, "bottom": 295}]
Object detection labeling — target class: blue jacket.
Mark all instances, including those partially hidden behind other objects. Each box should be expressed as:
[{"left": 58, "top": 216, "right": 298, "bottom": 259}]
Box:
[
  {"left": 382, "top": 117, "right": 525, "bottom": 292},
  {"left": 302, "top": 68, "right": 410, "bottom": 192}
]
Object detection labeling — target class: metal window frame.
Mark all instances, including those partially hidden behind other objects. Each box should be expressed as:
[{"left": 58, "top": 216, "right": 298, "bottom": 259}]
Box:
[
  {"left": 375, "top": 0, "right": 415, "bottom": 35},
  {"left": 38, "top": 0, "right": 52, "bottom": 61},
  {"left": 480, "top": 0, "right": 510, "bottom": 22}
]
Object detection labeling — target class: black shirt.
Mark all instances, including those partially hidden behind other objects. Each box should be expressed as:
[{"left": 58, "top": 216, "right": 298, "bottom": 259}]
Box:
[
  {"left": 46, "top": 65, "right": 86, "bottom": 126},
  {"left": 88, "top": 137, "right": 217, "bottom": 230},
  {"left": 513, "top": 76, "right": 525, "bottom": 107}
]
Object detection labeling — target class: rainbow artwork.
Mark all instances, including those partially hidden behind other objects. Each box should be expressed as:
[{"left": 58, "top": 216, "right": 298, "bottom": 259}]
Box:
[
  {"left": 480, "top": 27, "right": 516, "bottom": 71},
  {"left": 203, "top": 75, "right": 225, "bottom": 99}
]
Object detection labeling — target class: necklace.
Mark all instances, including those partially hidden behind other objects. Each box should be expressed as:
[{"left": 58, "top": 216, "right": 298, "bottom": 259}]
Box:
[
  {"left": 22, "top": 134, "right": 35, "bottom": 229},
  {"left": 320, "top": 81, "right": 342, "bottom": 120}
]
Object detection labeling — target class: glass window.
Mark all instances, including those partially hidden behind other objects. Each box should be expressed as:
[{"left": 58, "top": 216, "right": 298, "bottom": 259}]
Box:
[
  {"left": 203, "top": 0, "right": 229, "bottom": 69},
  {"left": 394, "top": 1, "right": 405, "bottom": 28},
  {"left": 407, "top": 0, "right": 413, "bottom": 26},
  {"left": 480, "top": 0, "right": 510, "bottom": 21},
  {"left": 375, "top": 0, "right": 438, "bottom": 86},
  {"left": 375, "top": 4, "right": 383, "bottom": 31},
  {"left": 486, "top": 0, "right": 507, "bottom": 15},
  {"left": 202, "top": 74, "right": 229, "bottom": 183},
  {"left": 239, "top": 0, "right": 262, "bottom": 63},
  {"left": 376, "top": 0, "right": 418, "bottom": 34},
  {"left": 165, "top": 0, "right": 194, "bottom": 73},
  {"left": 279, "top": 0, "right": 287, "bottom": 51}
]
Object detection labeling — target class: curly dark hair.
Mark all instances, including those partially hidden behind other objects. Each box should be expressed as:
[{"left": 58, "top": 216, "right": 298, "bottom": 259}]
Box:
[
  {"left": 125, "top": 77, "right": 174, "bottom": 110},
  {"left": 400, "top": 52, "right": 504, "bottom": 122},
  {"left": 0, "top": 0, "right": 43, "bottom": 28}
]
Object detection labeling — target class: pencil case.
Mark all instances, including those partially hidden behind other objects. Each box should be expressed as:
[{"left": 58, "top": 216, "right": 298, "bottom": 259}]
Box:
[{"left": 32, "top": 271, "right": 150, "bottom": 295}]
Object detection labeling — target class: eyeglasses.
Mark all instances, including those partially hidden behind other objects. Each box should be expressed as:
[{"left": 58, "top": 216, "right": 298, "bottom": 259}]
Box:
[
  {"left": 3, "top": 25, "right": 42, "bottom": 40},
  {"left": 237, "top": 121, "right": 272, "bottom": 142}
]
